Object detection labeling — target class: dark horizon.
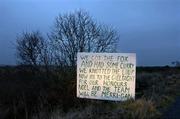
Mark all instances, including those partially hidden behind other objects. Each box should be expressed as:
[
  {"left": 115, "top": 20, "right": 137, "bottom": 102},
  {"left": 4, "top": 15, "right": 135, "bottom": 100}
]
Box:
[{"left": 0, "top": 0, "right": 180, "bottom": 66}]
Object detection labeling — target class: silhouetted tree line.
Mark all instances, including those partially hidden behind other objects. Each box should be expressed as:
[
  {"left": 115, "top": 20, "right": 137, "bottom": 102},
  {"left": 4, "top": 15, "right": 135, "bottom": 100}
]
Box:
[{"left": 16, "top": 10, "right": 119, "bottom": 75}]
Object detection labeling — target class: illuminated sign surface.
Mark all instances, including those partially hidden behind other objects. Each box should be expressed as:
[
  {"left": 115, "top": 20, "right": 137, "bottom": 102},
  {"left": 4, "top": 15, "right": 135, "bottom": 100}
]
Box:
[{"left": 77, "top": 53, "right": 136, "bottom": 101}]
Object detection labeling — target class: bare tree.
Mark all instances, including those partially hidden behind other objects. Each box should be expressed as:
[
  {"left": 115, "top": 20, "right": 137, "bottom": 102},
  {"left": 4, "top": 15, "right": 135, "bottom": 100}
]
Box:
[
  {"left": 39, "top": 38, "right": 54, "bottom": 76},
  {"left": 50, "top": 10, "right": 119, "bottom": 67},
  {"left": 16, "top": 31, "right": 44, "bottom": 68}
]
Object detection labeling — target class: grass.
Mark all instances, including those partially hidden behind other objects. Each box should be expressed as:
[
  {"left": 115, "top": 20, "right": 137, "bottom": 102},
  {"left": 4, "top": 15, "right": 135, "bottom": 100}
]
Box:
[{"left": 0, "top": 66, "right": 180, "bottom": 119}]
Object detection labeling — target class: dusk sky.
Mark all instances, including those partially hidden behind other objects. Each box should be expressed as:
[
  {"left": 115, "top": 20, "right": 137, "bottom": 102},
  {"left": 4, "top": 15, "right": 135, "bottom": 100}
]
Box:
[{"left": 0, "top": 0, "right": 180, "bottom": 66}]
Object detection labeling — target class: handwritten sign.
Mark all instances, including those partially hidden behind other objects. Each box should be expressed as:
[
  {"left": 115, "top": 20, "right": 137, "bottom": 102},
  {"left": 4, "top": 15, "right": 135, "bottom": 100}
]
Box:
[{"left": 77, "top": 53, "right": 136, "bottom": 101}]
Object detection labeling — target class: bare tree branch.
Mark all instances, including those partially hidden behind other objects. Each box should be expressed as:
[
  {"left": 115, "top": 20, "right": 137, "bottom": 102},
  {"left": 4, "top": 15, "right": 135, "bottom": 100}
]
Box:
[{"left": 49, "top": 10, "right": 119, "bottom": 67}]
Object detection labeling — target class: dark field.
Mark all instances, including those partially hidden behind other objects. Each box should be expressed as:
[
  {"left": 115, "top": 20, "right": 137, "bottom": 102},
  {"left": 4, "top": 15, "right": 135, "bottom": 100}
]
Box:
[{"left": 0, "top": 66, "right": 180, "bottom": 119}]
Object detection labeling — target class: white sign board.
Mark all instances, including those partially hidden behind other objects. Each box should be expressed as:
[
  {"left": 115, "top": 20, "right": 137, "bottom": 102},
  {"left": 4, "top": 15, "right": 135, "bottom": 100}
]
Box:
[{"left": 77, "top": 53, "right": 136, "bottom": 101}]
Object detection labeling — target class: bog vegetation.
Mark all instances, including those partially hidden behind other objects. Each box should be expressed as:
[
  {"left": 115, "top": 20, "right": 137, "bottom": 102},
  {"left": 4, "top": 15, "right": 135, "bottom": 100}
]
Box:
[
  {"left": 0, "top": 66, "right": 180, "bottom": 119},
  {"left": 0, "top": 10, "right": 180, "bottom": 119}
]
